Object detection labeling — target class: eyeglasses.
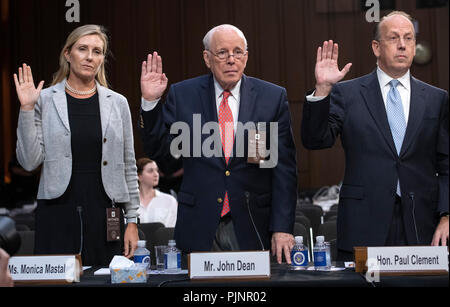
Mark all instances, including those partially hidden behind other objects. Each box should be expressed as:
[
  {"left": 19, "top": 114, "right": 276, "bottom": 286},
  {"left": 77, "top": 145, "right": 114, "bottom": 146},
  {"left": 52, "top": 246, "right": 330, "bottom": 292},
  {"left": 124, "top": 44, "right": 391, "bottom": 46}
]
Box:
[
  {"left": 379, "top": 36, "right": 416, "bottom": 45},
  {"left": 207, "top": 49, "right": 248, "bottom": 61}
]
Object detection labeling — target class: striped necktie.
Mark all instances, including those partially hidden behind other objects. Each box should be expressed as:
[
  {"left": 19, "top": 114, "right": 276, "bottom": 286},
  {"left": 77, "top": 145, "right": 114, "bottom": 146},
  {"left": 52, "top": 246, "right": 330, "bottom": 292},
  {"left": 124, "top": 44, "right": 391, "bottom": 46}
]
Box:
[
  {"left": 218, "top": 91, "right": 233, "bottom": 216},
  {"left": 386, "top": 79, "right": 406, "bottom": 196}
]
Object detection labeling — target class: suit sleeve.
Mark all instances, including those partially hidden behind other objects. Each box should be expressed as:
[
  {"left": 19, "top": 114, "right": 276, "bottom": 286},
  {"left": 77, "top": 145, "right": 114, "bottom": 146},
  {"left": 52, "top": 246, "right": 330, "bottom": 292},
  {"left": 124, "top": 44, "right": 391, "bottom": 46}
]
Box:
[
  {"left": 269, "top": 88, "right": 298, "bottom": 234},
  {"left": 119, "top": 96, "right": 140, "bottom": 220},
  {"left": 139, "top": 87, "right": 177, "bottom": 161},
  {"left": 16, "top": 97, "right": 45, "bottom": 172},
  {"left": 437, "top": 91, "right": 449, "bottom": 214},
  {"left": 301, "top": 85, "right": 346, "bottom": 150}
]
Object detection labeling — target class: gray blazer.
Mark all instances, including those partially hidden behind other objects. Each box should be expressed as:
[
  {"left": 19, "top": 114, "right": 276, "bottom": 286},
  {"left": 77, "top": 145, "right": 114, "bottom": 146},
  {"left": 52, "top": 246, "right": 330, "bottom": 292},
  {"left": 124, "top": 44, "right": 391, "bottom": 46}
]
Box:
[{"left": 16, "top": 80, "right": 139, "bottom": 221}]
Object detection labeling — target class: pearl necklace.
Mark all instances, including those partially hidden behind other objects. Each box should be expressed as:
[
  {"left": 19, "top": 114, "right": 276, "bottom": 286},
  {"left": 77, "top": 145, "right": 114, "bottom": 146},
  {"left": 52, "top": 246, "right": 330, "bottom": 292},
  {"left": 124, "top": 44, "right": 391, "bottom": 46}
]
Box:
[{"left": 65, "top": 82, "right": 97, "bottom": 96}]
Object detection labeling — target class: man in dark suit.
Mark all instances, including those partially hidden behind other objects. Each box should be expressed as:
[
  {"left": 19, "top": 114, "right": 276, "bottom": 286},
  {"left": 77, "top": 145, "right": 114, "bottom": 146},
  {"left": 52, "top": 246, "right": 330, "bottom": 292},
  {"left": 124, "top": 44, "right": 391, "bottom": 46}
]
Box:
[
  {"left": 302, "top": 11, "right": 448, "bottom": 260},
  {"left": 139, "top": 25, "right": 298, "bottom": 264}
]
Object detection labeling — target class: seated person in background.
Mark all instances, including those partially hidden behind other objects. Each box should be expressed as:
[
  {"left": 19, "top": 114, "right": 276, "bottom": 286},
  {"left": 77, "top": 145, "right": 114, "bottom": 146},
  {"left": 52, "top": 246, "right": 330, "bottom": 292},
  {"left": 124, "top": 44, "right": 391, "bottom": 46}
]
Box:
[{"left": 137, "top": 158, "right": 178, "bottom": 227}]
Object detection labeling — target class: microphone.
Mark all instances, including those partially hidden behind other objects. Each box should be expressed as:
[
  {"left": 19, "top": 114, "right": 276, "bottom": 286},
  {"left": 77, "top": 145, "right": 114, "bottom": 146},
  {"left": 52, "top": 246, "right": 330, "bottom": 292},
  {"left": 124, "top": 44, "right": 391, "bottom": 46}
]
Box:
[
  {"left": 76, "top": 206, "right": 84, "bottom": 256},
  {"left": 408, "top": 192, "right": 420, "bottom": 245},
  {"left": 245, "top": 192, "right": 265, "bottom": 251}
]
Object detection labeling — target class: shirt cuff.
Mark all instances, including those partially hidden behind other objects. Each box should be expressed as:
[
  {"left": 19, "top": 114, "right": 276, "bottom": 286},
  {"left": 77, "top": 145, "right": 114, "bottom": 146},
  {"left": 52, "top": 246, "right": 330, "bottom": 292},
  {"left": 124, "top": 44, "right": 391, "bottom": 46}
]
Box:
[
  {"left": 141, "top": 97, "right": 161, "bottom": 111},
  {"left": 306, "top": 91, "right": 326, "bottom": 102}
]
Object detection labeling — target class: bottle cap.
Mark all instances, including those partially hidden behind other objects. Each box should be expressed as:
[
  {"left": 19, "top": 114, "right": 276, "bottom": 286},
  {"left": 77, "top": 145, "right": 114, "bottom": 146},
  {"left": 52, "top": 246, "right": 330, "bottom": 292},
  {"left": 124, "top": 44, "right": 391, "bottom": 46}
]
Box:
[
  {"left": 294, "top": 236, "right": 303, "bottom": 244},
  {"left": 168, "top": 239, "right": 176, "bottom": 246},
  {"left": 137, "top": 240, "right": 146, "bottom": 247},
  {"left": 316, "top": 236, "right": 324, "bottom": 243}
]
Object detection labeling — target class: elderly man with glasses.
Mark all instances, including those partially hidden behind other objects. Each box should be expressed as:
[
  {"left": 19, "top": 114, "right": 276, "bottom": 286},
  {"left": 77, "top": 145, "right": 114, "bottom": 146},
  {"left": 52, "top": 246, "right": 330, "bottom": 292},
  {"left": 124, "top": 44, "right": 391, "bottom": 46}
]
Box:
[{"left": 139, "top": 24, "right": 298, "bottom": 264}]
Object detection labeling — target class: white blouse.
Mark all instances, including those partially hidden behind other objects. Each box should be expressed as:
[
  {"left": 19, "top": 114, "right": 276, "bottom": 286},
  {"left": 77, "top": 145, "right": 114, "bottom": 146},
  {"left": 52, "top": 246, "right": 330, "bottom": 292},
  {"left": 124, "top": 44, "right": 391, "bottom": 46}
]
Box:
[{"left": 138, "top": 190, "right": 178, "bottom": 227}]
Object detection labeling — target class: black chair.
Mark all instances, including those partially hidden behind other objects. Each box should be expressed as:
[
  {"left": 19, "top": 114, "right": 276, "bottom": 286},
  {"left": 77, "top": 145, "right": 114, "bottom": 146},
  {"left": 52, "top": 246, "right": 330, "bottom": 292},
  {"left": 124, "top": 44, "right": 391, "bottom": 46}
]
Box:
[
  {"left": 138, "top": 222, "right": 165, "bottom": 240},
  {"left": 137, "top": 228, "right": 146, "bottom": 241},
  {"left": 324, "top": 209, "right": 338, "bottom": 222},
  {"left": 318, "top": 221, "right": 337, "bottom": 242},
  {"left": 295, "top": 208, "right": 305, "bottom": 216},
  {"left": 327, "top": 215, "right": 337, "bottom": 222},
  {"left": 329, "top": 204, "right": 339, "bottom": 212},
  {"left": 16, "top": 230, "right": 35, "bottom": 255},
  {"left": 138, "top": 222, "right": 165, "bottom": 264},
  {"left": 153, "top": 227, "right": 175, "bottom": 246},
  {"left": 295, "top": 215, "right": 312, "bottom": 235},
  {"left": 12, "top": 214, "right": 35, "bottom": 230},
  {"left": 15, "top": 224, "right": 31, "bottom": 231},
  {"left": 297, "top": 205, "right": 323, "bottom": 237}
]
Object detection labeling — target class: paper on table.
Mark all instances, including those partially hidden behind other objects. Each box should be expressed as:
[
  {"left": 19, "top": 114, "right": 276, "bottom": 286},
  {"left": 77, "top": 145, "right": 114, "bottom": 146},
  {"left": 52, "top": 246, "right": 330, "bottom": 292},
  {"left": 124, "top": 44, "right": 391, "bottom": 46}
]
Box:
[
  {"left": 94, "top": 268, "right": 111, "bottom": 275},
  {"left": 306, "top": 266, "right": 346, "bottom": 271},
  {"left": 94, "top": 268, "right": 188, "bottom": 275},
  {"left": 148, "top": 269, "right": 188, "bottom": 275}
]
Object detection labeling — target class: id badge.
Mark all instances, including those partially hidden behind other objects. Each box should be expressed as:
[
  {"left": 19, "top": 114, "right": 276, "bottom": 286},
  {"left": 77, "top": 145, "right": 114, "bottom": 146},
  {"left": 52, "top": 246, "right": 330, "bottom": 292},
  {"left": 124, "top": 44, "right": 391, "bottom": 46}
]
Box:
[
  {"left": 106, "top": 208, "right": 121, "bottom": 242},
  {"left": 248, "top": 129, "right": 267, "bottom": 164}
]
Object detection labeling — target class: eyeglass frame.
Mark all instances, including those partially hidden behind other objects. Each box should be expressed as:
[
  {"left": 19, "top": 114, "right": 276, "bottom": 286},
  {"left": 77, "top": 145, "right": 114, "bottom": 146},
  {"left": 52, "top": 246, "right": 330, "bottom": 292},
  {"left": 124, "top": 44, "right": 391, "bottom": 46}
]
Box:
[
  {"left": 206, "top": 48, "right": 248, "bottom": 61},
  {"left": 376, "top": 35, "right": 416, "bottom": 46}
]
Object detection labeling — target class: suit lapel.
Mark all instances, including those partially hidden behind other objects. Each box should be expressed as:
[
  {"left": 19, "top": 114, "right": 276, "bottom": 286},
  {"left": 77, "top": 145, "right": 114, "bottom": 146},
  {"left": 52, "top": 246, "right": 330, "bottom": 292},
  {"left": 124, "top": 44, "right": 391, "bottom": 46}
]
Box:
[
  {"left": 400, "top": 77, "right": 426, "bottom": 157},
  {"left": 230, "top": 75, "right": 257, "bottom": 166},
  {"left": 199, "top": 74, "right": 224, "bottom": 164},
  {"left": 199, "top": 74, "right": 219, "bottom": 124},
  {"left": 361, "top": 71, "right": 398, "bottom": 156},
  {"left": 236, "top": 75, "right": 257, "bottom": 128},
  {"left": 52, "top": 81, "right": 70, "bottom": 132},
  {"left": 97, "top": 82, "right": 112, "bottom": 138}
]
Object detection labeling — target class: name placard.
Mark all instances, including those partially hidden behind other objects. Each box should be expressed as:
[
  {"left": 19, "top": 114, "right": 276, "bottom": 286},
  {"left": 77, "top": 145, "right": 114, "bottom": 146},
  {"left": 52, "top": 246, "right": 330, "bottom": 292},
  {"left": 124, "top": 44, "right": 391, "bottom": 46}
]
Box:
[
  {"left": 366, "top": 246, "right": 448, "bottom": 273},
  {"left": 189, "top": 251, "right": 271, "bottom": 280},
  {"left": 8, "top": 255, "right": 82, "bottom": 283}
]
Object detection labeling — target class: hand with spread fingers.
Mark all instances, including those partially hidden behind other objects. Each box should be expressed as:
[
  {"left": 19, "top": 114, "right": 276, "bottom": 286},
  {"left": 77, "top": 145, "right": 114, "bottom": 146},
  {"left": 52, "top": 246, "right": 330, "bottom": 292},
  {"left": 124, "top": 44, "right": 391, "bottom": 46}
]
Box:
[
  {"left": 314, "top": 40, "right": 352, "bottom": 97},
  {"left": 140, "top": 51, "right": 168, "bottom": 101},
  {"left": 13, "top": 64, "right": 44, "bottom": 111},
  {"left": 271, "top": 232, "right": 295, "bottom": 265}
]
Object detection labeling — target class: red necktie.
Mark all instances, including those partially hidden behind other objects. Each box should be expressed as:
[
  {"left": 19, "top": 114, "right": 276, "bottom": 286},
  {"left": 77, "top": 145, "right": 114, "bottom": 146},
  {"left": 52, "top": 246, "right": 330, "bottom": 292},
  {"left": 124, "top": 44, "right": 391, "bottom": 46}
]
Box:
[{"left": 218, "top": 91, "right": 234, "bottom": 217}]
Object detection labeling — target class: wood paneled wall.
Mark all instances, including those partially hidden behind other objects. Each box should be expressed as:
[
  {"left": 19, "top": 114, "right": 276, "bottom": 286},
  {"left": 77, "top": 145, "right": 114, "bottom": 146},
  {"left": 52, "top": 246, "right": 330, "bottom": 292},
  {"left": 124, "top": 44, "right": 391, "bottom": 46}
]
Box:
[{"left": 1, "top": 0, "right": 448, "bottom": 190}]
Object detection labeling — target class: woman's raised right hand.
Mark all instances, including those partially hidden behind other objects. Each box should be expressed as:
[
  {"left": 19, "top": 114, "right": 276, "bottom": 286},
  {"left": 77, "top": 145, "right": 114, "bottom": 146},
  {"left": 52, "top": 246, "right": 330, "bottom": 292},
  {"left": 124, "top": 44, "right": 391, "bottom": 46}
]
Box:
[{"left": 13, "top": 64, "right": 44, "bottom": 111}]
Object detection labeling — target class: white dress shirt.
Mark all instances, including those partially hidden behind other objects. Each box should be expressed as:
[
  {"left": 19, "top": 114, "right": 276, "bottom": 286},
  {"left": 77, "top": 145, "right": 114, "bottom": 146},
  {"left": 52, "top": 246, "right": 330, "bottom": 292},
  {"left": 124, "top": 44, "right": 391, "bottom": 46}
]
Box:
[
  {"left": 214, "top": 78, "right": 241, "bottom": 133},
  {"left": 376, "top": 67, "right": 411, "bottom": 124},
  {"left": 306, "top": 66, "right": 411, "bottom": 124},
  {"left": 138, "top": 189, "right": 178, "bottom": 227}
]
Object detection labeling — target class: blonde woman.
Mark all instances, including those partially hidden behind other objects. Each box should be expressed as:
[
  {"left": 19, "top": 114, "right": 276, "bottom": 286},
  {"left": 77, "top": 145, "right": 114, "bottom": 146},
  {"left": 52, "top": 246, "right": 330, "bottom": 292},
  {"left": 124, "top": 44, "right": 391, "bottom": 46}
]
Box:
[{"left": 14, "top": 25, "right": 139, "bottom": 266}]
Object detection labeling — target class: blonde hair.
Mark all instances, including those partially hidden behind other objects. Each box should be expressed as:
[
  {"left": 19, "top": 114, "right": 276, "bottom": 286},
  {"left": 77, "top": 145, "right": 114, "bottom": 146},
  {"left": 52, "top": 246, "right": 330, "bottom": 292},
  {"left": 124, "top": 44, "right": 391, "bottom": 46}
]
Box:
[{"left": 51, "top": 24, "right": 109, "bottom": 87}]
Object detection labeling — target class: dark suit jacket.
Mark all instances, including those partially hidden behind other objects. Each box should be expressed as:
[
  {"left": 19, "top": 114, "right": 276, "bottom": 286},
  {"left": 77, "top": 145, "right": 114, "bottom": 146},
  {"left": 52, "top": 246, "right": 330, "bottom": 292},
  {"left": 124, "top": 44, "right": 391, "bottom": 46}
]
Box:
[
  {"left": 302, "top": 70, "right": 449, "bottom": 252},
  {"left": 140, "top": 74, "right": 298, "bottom": 252}
]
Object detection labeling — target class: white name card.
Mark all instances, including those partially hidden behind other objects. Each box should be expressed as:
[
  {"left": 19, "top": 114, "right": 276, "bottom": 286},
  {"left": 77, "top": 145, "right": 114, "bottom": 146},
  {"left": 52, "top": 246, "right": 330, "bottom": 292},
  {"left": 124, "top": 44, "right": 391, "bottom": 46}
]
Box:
[
  {"left": 8, "top": 255, "right": 81, "bottom": 283},
  {"left": 367, "top": 246, "right": 448, "bottom": 272},
  {"left": 189, "top": 251, "right": 271, "bottom": 280}
]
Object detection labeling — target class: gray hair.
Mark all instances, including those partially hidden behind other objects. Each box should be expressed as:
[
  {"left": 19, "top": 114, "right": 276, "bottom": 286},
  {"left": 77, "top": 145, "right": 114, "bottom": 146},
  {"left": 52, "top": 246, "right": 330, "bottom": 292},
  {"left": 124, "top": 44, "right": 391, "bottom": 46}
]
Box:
[{"left": 203, "top": 24, "right": 248, "bottom": 51}]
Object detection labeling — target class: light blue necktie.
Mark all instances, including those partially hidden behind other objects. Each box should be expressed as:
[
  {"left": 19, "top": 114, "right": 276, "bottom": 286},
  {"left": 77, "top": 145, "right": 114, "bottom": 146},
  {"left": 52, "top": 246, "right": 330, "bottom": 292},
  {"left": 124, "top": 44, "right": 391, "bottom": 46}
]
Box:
[{"left": 386, "top": 80, "right": 406, "bottom": 196}]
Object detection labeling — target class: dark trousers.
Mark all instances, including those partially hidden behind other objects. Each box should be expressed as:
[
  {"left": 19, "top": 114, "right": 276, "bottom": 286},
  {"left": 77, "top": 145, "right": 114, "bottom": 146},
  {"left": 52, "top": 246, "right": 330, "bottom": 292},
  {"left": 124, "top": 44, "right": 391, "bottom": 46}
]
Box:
[
  {"left": 337, "top": 196, "right": 408, "bottom": 262},
  {"left": 181, "top": 214, "right": 240, "bottom": 269},
  {"left": 385, "top": 195, "right": 408, "bottom": 246},
  {"left": 211, "top": 214, "right": 240, "bottom": 252}
]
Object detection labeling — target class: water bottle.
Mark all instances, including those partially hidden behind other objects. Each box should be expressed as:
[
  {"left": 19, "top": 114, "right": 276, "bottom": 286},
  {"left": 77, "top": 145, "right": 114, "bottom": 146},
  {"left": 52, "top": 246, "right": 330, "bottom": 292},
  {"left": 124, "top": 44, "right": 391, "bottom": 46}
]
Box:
[
  {"left": 133, "top": 240, "right": 151, "bottom": 269},
  {"left": 313, "top": 236, "right": 331, "bottom": 271},
  {"left": 291, "top": 236, "right": 309, "bottom": 270},
  {"left": 164, "top": 240, "right": 181, "bottom": 273}
]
